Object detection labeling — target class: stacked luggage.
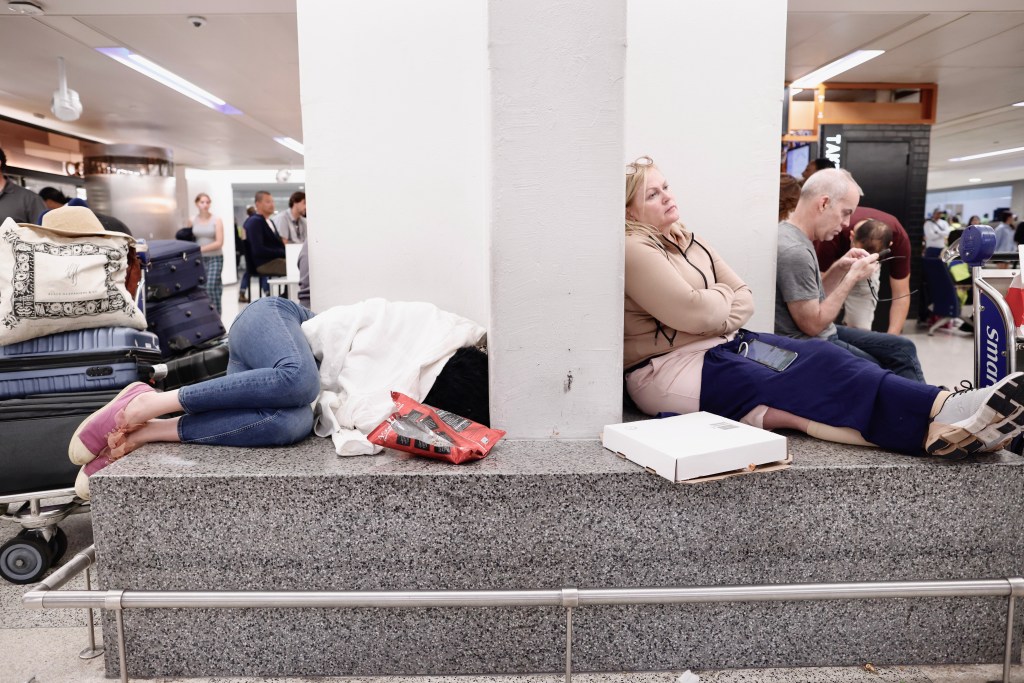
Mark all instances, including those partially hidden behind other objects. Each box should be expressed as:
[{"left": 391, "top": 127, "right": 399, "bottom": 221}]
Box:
[
  {"left": 144, "top": 240, "right": 227, "bottom": 357},
  {"left": 0, "top": 235, "right": 230, "bottom": 584}
]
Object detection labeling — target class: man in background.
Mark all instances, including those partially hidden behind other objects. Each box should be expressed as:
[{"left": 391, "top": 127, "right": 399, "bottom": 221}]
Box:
[
  {"left": 923, "top": 208, "right": 951, "bottom": 255},
  {"left": 0, "top": 147, "right": 46, "bottom": 223},
  {"left": 815, "top": 206, "right": 912, "bottom": 335},
  {"left": 993, "top": 209, "right": 1016, "bottom": 253},
  {"left": 272, "top": 191, "right": 307, "bottom": 244},
  {"left": 244, "top": 191, "right": 287, "bottom": 291}
]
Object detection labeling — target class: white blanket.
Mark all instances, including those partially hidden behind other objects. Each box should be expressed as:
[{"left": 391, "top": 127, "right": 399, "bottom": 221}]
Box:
[{"left": 301, "top": 298, "right": 486, "bottom": 455}]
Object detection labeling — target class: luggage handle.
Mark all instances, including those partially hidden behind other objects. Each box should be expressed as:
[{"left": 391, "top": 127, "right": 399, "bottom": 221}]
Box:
[{"left": 139, "top": 363, "right": 168, "bottom": 381}]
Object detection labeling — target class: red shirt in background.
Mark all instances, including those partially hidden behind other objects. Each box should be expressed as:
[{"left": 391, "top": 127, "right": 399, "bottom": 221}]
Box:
[{"left": 814, "top": 206, "right": 911, "bottom": 280}]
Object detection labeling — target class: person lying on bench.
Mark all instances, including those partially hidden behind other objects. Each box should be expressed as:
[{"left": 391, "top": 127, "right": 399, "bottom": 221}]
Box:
[
  {"left": 68, "top": 297, "right": 489, "bottom": 499},
  {"left": 622, "top": 155, "right": 1024, "bottom": 458}
]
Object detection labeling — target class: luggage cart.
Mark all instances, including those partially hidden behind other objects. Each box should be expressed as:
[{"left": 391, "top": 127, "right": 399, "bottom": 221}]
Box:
[
  {"left": 974, "top": 265, "right": 1022, "bottom": 387},
  {"left": 0, "top": 488, "right": 88, "bottom": 584},
  {"left": 0, "top": 367, "right": 170, "bottom": 586},
  {"left": 942, "top": 226, "right": 1023, "bottom": 388}
]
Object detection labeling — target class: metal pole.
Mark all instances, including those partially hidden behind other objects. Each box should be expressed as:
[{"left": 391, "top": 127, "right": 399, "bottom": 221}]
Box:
[
  {"left": 22, "top": 549, "right": 1024, "bottom": 680},
  {"left": 565, "top": 607, "right": 573, "bottom": 683},
  {"left": 1003, "top": 592, "right": 1014, "bottom": 683},
  {"left": 562, "top": 588, "right": 578, "bottom": 683},
  {"left": 115, "top": 610, "right": 128, "bottom": 683},
  {"left": 31, "top": 579, "right": 1010, "bottom": 611},
  {"left": 79, "top": 566, "right": 104, "bottom": 660},
  {"left": 1006, "top": 577, "right": 1024, "bottom": 679}
]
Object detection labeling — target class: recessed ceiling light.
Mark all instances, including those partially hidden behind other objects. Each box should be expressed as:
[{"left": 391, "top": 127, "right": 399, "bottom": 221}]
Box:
[
  {"left": 96, "top": 47, "right": 242, "bottom": 115},
  {"left": 1014, "top": 101, "right": 1024, "bottom": 107},
  {"left": 968, "top": 178, "right": 982, "bottom": 183},
  {"left": 7, "top": 1, "right": 44, "bottom": 15},
  {"left": 790, "top": 50, "right": 885, "bottom": 89},
  {"left": 950, "top": 146, "right": 1024, "bottom": 162},
  {"left": 274, "top": 137, "right": 304, "bottom": 156}
]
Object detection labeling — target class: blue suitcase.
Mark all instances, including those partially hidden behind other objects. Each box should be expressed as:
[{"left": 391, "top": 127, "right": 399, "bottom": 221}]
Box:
[
  {"left": 145, "top": 240, "right": 207, "bottom": 301},
  {"left": 146, "top": 289, "right": 226, "bottom": 357},
  {"left": 0, "top": 327, "right": 162, "bottom": 400}
]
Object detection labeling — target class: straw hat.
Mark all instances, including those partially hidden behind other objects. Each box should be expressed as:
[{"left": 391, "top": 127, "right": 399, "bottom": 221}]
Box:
[{"left": 27, "top": 205, "right": 126, "bottom": 238}]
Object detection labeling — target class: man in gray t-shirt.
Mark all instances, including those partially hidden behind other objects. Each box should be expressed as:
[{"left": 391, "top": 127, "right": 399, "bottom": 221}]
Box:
[
  {"left": 774, "top": 169, "right": 925, "bottom": 382},
  {"left": 775, "top": 220, "right": 835, "bottom": 339}
]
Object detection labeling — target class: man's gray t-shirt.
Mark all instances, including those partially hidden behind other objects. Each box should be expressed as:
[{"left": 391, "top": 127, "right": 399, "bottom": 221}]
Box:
[{"left": 775, "top": 221, "right": 835, "bottom": 339}]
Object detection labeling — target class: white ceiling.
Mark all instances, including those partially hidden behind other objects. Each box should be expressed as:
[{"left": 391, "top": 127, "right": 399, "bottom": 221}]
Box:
[
  {"left": 0, "top": 1, "right": 1021, "bottom": 190},
  {"left": 0, "top": 0, "right": 302, "bottom": 169},
  {"left": 788, "top": 0, "right": 1024, "bottom": 189}
]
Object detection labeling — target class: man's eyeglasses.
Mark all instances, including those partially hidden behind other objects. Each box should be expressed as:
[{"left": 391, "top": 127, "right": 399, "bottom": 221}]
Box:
[
  {"left": 865, "top": 255, "right": 918, "bottom": 301},
  {"left": 626, "top": 156, "right": 654, "bottom": 175}
]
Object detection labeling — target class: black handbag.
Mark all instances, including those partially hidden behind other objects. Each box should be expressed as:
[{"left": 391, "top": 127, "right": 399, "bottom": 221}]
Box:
[{"left": 175, "top": 227, "right": 196, "bottom": 242}]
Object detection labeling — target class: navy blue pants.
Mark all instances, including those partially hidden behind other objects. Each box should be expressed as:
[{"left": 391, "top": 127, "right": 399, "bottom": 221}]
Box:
[{"left": 700, "top": 331, "right": 941, "bottom": 455}]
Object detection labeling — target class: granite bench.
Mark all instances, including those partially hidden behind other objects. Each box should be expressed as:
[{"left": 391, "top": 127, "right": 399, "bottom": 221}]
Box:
[{"left": 89, "top": 433, "right": 1024, "bottom": 678}]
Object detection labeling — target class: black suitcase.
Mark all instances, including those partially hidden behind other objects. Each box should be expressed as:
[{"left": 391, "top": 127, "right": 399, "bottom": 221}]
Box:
[
  {"left": 157, "top": 341, "right": 230, "bottom": 390},
  {"left": 145, "top": 239, "right": 207, "bottom": 301},
  {"left": 146, "top": 289, "right": 226, "bottom": 357},
  {"left": 0, "top": 390, "right": 119, "bottom": 496},
  {"left": 0, "top": 327, "right": 162, "bottom": 400}
]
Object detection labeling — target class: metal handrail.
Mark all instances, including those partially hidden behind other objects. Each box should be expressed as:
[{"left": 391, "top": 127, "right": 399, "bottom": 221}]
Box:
[{"left": 24, "top": 545, "right": 1024, "bottom": 683}]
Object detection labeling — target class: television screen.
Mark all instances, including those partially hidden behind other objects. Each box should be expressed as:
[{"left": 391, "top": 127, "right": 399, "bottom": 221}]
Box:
[{"left": 786, "top": 145, "right": 810, "bottom": 178}]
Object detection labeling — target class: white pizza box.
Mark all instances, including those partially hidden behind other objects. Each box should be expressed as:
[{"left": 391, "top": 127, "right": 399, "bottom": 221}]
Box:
[{"left": 602, "top": 412, "right": 790, "bottom": 484}]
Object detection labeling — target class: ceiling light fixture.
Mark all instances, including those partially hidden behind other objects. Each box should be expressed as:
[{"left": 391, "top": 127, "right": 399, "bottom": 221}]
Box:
[
  {"left": 1013, "top": 101, "right": 1024, "bottom": 107},
  {"left": 790, "top": 50, "right": 885, "bottom": 89},
  {"left": 274, "top": 137, "right": 305, "bottom": 155},
  {"left": 95, "top": 47, "right": 242, "bottom": 115},
  {"left": 949, "top": 146, "right": 1024, "bottom": 162},
  {"left": 7, "top": 1, "right": 44, "bottom": 15},
  {"left": 968, "top": 178, "right": 982, "bottom": 183}
]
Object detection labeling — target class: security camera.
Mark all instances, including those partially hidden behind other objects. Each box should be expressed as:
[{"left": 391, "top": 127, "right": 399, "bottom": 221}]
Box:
[{"left": 188, "top": 16, "right": 207, "bottom": 28}]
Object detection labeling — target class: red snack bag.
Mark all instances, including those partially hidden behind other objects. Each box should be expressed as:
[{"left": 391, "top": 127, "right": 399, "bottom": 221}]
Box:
[{"left": 368, "top": 391, "right": 506, "bottom": 464}]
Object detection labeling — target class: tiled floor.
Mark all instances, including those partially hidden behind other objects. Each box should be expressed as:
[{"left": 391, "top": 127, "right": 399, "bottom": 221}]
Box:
[{"left": 0, "top": 303, "right": 1005, "bottom": 683}]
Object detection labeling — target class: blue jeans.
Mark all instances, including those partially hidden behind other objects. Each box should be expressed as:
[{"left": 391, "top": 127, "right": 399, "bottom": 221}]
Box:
[
  {"left": 829, "top": 325, "right": 925, "bottom": 382},
  {"left": 177, "top": 298, "right": 319, "bottom": 446}
]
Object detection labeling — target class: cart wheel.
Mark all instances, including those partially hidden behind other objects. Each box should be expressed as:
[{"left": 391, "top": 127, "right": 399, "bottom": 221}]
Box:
[
  {"left": 48, "top": 527, "right": 69, "bottom": 566},
  {"left": 0, "top": 535, "right": 53, "bottom": 585},
  {"left": 17, "top": 528, "right": 68, "bottom": 564}
]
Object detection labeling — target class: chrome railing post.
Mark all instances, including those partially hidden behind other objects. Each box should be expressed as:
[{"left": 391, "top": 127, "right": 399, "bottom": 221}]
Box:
[
  {"left": 114, "top": 610, "right": 128, "bottom": 683},
  {"left": 1004, "top": 577, "right": 1024, "bottom": 682},
  {"left": 101, "top": 589, "right": 128, "bottom": 683},
  {"left": 562, "top": 587, "right": 578, "bottom": 683},
  {"left": 79, "top": 566, "right": 104, "bottom": 660}
]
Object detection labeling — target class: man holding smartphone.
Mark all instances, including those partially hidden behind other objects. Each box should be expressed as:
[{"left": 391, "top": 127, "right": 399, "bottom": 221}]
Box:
[{"left": 775, "top": 169, "right": 925, "bottom": 382}]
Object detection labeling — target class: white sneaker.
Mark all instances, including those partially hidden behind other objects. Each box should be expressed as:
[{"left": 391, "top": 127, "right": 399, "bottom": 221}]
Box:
[{"left": 926, "top": 372, "right": 1024, "bottom": 458}]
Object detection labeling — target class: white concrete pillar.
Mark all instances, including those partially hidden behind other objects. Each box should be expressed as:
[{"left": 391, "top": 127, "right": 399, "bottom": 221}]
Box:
[
  {"left": 626, "top": 0, "right": 789, "bottom": 331},
  {"left": 295, "top": 0, "right": 489, "bottom": 324},
  {"left": 488, "top": 0, "right": 627, "bottom": 437}
]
